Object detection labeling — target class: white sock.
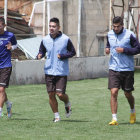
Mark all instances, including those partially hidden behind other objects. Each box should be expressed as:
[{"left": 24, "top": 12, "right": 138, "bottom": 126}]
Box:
[
  {"left": 54, "top": 112, "right": 60, "bottom": 119},
  {"left": 112, "top": 114, "right": 117, "bottom": 121},
  {"left": 0, "top": 107, "right": 2, "bottom": 116},
  {"left": 130, "top": 108, "right": 135, "bottom": 113}
]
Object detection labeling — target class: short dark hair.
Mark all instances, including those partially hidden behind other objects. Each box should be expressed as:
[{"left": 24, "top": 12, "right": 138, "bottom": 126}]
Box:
[
  {"left": 50, "top": 17, "right": 60, "bottom": 26},
  {"left": 0, "top": 17, "right": 5, "bottom": 25},
  {"left": 113, "top": 16, "right": 123, "bottom": 25}
]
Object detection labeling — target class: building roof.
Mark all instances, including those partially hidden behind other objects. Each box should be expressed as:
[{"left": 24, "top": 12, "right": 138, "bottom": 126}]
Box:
[{"left": 17, "top": 36, "right": 42, "bottom": 59}]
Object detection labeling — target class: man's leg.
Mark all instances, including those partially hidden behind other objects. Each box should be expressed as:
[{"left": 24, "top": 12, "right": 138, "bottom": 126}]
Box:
[
  {"left": 109, "top": 88, "right": 119, "bottom": 125},
  {"left": 55, "top": 76, "right": 72, "bottom": 118},
  {"left": 56, "top": 92, "right": 69, "bottom": 104},
  {"left": 0, "top": 87, "right": 6, "bottom": 117},
  {"left": 0, "top": 67, "right": 12, "bottom": 118},
  {"left": 124, "top": 92, "right": 135, "bottom": 109},
  {"left": 56, "top": 92, "right": 72, "bottom": 118},
  {"left": 48, "top": 92, "right": 58, "bottom": 113},
  {"left": 45, "top": 75, "right": 60, "bottom": 122},
  {"left": 48, "top": 92, "right": 60, "bottom": 122},
  {"left": 124, "top": 92, "right": 136, "bottom": 124},
  {"left": 110, "top": 88, "right": 119, "bottom": 115},
  {"left": 0, "top": 87, "right": 6, "bottom": 107}
]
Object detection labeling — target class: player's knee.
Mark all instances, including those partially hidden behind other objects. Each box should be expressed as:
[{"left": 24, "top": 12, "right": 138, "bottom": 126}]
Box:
[
  {"left": 111, "top": 88, "right": 118, "bottom": 97},
  {"left": 0, "top": 87, "right": 5, "bottom": 94},
  {"left": 111, "top": 90, "right": 118, "bottom": 96},
  {"left": 124, "top": 92, "right": 132, "bottom": 98},
  {"left": 56, "top": 93, "right": 63, "bottom": 99},
  {"left": 111, "top": 94, "right": 117, "bottom": 99}
]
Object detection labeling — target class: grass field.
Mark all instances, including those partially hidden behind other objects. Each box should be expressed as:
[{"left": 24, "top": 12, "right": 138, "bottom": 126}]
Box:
[{"left": 1, "top": 71, "right": 140, "bottom": 140}]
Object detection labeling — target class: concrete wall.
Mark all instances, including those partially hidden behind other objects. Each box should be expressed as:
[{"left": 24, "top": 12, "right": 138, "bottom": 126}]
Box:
[
  {"left": 63, "top": 0, "right": 110, "bottom": 57},
  {"left": 63, "top": 0, "right": 139, "bottom": 57},
  {"left": 30, "top": 1, "right": 63, "bottom": 35},
  {"left": 10, "top": 60, "right": 45, "bottom": 85},
  {"left": 1, "top": 0, "right": 139, "bottom": 57},
  {"left": 9, "top": 55, "right": 140, "bottom": 85},
  {"left": 9, "top": 56, "right": 109, "bottom": 85},
  {"left": 79, "top": 0, "right": 109, "bottom": 57},
  {"left": 68, "top": 56, "right": 109, "bottom": 80}
]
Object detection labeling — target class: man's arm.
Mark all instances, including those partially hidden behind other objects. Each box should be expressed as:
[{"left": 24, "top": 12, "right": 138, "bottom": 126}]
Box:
[
  {"left": 116, "top": 34, "right": 140, "bottom": 55},
  {"left": 6, "top": 34, "right": 17, "bottom": 50},
  {"left": 58, "top": 39, "right": 76, "bottom": 59},
  {"left": 6, "top": 42, "right": 18, "bottom": 50},
  {"left": 37, "top": 41, "right": 46, "bottom": 59},
  {"left": 105, "top": 36, "right": 110, "bottom": 54}
]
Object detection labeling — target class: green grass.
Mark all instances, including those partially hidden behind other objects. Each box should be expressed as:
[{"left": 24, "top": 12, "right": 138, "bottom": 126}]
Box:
[{"left": 1, "top": 71, "right": 140, "bottom": 140}]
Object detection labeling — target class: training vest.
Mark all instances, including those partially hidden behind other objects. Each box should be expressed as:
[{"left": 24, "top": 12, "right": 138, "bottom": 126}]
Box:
[
  {"left": 108, "top": 29, "right": 135, "bottom": 71},
  {"left": 42, "top": 34, "right": 69, "bottom": 76}
]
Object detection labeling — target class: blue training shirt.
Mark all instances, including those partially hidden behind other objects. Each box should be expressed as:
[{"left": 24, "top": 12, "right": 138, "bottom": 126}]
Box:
[{"left": 0, "top": 31, "right": 17, "bottom": 68}]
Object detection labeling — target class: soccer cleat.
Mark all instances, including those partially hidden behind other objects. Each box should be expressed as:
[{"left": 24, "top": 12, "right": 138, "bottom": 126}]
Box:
[
  {"left": 7, "top": 102, "right": 12, "bottom": 118},
  {"left": 130, "top": 112, "right": 136, "bottom": 124},
  {"left": 65, "top": 103, "right": 72, "bottom": 118},
  {"left": 109, "top": 120, "right": 118, "bottom": 125},
  {"left": 53, "top": 118, "right": 61, "bottom": 122}
]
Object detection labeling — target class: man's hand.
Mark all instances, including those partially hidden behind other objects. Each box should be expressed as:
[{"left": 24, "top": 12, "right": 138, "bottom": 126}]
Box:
[
  {"left": 57, "top": 54, "right": 61, "bottom": 59},
  {"left": 105, "top": 48, "right": 110, "bottom": 54},
  {"left": 37, "top": 54, "right": 42, "bottom": 59},
  {"left": 116, "top": 47, "right": 124, "bottom": 53},
  {"left": 6, "top": 42, "right": 12, "bottom": 50}
]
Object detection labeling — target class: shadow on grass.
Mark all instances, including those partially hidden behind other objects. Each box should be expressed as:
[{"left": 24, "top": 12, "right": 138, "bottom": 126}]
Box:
[
  {"left": 6, "top": 113, "right": 90, "bottom": 122},
  {"left": 119, "top": 122, "right": 140, "bottom": 125},
  {"left": 11, "top": 117, "right": 48, "bottom": 121},
  {"left": 10, "top": 118, "right": 90, "bottom": 123},
  {"left": 61, "top": 119, "right": 90, "bottom": 122},
  {"left": 3, "top": 113, "right": 22, "bottom": 116},
  {"left": 11, "top": 118, "right": 32, "bottom": 121}
]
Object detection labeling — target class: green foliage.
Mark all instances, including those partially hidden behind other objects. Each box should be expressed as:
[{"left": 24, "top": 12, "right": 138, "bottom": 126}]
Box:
[{"left": 1, "top": 72, "right": 140, "bottom": 140}]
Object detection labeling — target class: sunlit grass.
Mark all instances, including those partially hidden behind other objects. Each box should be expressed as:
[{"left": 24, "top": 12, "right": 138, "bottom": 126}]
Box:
[{"left": 0, "top": 71, "right": 140, "bottom": 140}]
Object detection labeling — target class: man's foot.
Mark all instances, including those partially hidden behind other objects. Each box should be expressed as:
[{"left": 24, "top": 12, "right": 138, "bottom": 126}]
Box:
[
  {"left": 130, "top": 112, "right": 136, "bottom": 124},
  {"left": 65, "top": 103, "right": 72, "bottom": 118},
  {"left": 53, "top": 118, "right": 61, "bottom": 122},
  {"left": 109, "top": 120, "right": 118, "bottom": 125},
  {"left": 7, "top": 102, "right": 12, "bottom": 118}
]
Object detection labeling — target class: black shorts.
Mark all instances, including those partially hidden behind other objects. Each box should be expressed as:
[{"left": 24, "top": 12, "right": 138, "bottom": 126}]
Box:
[
  {"left": 45, "top": 74, "right": 67, "bottom": 94},
  {"left": 108, "top": 69, "right": 134, "bottom": 92},
  {"left": 0, "top": 67, "right": 12, "bottom": 88}
]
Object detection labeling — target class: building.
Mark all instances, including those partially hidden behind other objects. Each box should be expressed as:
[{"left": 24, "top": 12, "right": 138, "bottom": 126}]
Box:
[{"left": 1, "top": 0, "right": 140, "bottom": 57}]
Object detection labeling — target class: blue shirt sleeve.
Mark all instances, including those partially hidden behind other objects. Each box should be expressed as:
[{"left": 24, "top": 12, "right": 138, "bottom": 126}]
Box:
[
  {"left": 59, "top": 39, "right": 76, "bottom": 59},
  {"left": 10, "top": 34, "right": 17, "bottom": 45},
  {"left": 37, "top": 40, "right": 47, "bottom": 58},
  {"left": 123, "top": 34, "right": 140, "bottom": 55},
  {"left": 106, "top": 36, "right": 110, "bottom": 48}
]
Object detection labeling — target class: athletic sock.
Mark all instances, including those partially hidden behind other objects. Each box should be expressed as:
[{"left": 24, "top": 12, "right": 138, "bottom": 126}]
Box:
[
  {"left": 112, "top": 114, "right": 117, "bottom": 121},
  {"left": 130, "top": 108, "right": 135, "bottom": 113},
  {"left": 0, "top": 107, "right": 3, "bottom": 117},
  {"left": 54, "top": 112, "right": 60, "bottom": 119}
]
